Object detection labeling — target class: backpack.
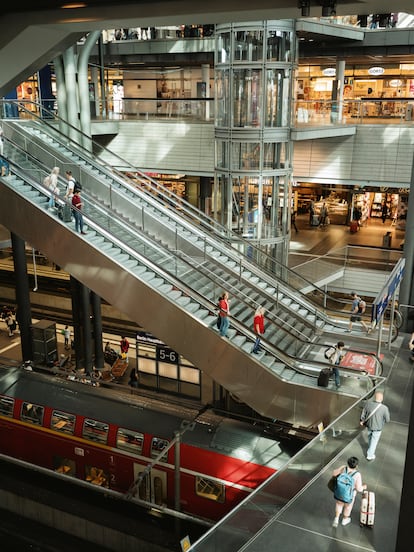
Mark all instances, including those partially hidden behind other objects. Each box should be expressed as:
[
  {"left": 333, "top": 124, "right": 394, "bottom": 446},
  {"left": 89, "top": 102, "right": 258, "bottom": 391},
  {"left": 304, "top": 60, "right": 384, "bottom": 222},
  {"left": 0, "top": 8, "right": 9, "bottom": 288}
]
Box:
[
  {"left": 358, "top": 299, "right": 366, "bottom": 314},
  {"left": 73, "top": 180, "right": 82, "bottom": 193},
  {"left": 334, "top": 467, "right": 357, "bottom": 503},
  {"left": 324, "top": 346, "right": 335, "bottom": 360}
]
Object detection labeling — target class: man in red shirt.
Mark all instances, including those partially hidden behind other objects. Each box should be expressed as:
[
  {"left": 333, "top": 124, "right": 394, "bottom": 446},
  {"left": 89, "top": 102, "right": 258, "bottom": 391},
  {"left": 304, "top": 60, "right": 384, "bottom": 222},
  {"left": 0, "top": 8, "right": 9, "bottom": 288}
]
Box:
[
  {"left": 71, "top": 190, "right": 86, "bottom": 234},
  {"left": 252, "top": 306, "right": 265, "bottom": 354},
  {"left": 120, "top": 336, "right": 130, "bottom": 361}
]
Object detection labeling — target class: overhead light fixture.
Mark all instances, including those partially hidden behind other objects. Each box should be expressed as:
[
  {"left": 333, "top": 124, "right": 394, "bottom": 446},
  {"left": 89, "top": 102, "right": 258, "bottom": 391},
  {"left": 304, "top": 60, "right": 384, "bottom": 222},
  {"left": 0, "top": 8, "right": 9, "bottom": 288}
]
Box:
[
  {"left": 61, "top": 2, "right": 87, "bottom": 8},
  {"left": 298, "top": 0, "right": 311, "bottom": 17}
]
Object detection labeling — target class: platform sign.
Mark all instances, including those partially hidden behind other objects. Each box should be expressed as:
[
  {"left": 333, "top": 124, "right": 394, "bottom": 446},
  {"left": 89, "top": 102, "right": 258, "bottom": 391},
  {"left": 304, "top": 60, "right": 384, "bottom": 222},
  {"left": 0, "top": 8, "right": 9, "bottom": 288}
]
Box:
[{"left": 373, "top": 257, "right": 405, "bottom": 325}]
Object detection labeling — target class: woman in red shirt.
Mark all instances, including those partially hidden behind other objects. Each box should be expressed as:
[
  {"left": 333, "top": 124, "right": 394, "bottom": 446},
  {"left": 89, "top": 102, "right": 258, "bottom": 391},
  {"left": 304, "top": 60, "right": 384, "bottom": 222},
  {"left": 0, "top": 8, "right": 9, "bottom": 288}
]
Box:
[{"left": 252, "top": 306, "right": 265, "bottom": 354}]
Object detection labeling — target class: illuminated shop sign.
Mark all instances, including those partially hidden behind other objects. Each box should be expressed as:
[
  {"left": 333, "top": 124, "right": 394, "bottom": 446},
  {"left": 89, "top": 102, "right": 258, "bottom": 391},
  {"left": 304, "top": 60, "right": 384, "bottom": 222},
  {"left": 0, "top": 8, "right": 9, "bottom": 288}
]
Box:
[
  {"left": 368, "top": 67, "right": 385, "bottom": 76},
  {"left": 322, "top": 68, "right": 336, "bottom": 77}
]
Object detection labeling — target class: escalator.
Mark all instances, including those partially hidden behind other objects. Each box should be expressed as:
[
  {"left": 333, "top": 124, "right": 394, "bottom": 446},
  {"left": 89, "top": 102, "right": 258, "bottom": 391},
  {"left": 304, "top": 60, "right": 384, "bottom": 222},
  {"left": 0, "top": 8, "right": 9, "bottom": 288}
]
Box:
[{"left": 0, "top": 159, "right": 375, "bottom": 428}]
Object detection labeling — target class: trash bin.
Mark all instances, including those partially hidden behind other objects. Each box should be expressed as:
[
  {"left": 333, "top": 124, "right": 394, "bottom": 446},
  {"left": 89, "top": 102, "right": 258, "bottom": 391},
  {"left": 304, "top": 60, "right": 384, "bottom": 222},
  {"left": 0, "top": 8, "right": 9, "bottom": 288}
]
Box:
[
  {"left": 382, "top": 231, "right": 392, "bottom": 248},
  {"left": 406, "top": 104, "right": 413, "bottom": 122}
]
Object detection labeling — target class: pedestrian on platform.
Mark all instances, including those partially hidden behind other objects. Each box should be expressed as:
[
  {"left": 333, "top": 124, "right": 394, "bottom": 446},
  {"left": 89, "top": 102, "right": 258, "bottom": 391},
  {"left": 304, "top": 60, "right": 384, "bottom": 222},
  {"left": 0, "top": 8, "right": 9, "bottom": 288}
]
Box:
[
  {"left": 332, "top": 456, "right": 366, "bottom": 528},
  {"left": 360, "top": 391, "right": 390, "bottom": 461},
  {"left": 63, "top": 325, "right": 71, "bottom": 350},
  {"left": 128, "top": 367, "right": 139, "bottom": 388},
  {"left": 319, "top": 202, "right": 329, "bottom": 227},
  {"left": 120, "top": 335, "right": 130, "bottom": 363}
]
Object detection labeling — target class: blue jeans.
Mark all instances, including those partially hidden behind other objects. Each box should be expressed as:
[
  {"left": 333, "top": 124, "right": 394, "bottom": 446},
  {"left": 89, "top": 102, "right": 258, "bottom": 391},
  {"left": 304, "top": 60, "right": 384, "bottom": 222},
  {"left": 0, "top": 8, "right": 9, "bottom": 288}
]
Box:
[
  {"left": 332, "top": 366, "right": 340, "bottom": 387},
  {"left": 220, "top": 316, "right": 229, "bottom": 337},
  {"left": 252, "top": 335, "right": 261, "bottom": 353},
  {"left": 73, "top": 209, "right": 84, "bottom": 233},
  {"left": 367, "top": 429, "right": 382, "bottom": 458}
]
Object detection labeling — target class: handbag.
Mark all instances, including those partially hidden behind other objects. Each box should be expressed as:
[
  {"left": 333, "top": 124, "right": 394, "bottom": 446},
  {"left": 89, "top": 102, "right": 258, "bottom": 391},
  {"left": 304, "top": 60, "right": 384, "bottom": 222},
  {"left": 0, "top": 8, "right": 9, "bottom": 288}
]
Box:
[{"left": 328, "top": 475, "right": 337, "bottom": 493}]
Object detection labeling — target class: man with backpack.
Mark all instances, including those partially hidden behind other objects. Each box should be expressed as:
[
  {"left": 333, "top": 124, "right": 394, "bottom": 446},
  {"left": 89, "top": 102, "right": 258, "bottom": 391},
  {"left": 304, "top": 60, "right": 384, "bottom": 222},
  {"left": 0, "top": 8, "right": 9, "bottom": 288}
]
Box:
[
  {"left": 332, "top": 456, "right": 366, "bottom": 527},
  {"left": 347, "top": 291, "right": 369, "bottom": 332},
  {"left": 326, "top": 341, "right": 345, "bottom": 389}
]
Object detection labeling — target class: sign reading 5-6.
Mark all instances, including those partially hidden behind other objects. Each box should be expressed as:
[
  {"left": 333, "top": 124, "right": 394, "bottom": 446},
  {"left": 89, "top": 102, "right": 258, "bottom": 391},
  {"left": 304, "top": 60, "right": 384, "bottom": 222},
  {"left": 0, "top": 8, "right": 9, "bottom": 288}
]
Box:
[{"left": 156, "top": 346, "right": 179, "bottom": 364}]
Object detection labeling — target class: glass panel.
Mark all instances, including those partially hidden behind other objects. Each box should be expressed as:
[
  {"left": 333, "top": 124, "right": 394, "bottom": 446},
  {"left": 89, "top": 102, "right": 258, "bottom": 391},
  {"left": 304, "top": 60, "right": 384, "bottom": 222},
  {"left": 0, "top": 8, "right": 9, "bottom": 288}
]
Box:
[
  {"left": 117, "top": 428, "right": 144, "bottom": 454},
  {"left": 137, "top": 342, "right": 156, "bottom": 359},
  {"left": 234, "top": 30, "right": 263, "bottom": 62},
  {"left": 265, "top": 69, "right": 284, "bottom": 127},
  {"left": 216, "top": 140, "right": 228, "bottom": 169},
  {"left": 85, "top": 465, "right": 109, "bottom": 487},
  {"left": 83, "top": 419, "right": 109, "bottom": 444},
  {"left": 215, "top": 69, "right": 230, "bottom": 126},
  {"left": 232, "top": 69, "right": 262, "bottom": 127},
  {"left": 267, "top": 30, "right": 292, "bottom": 62},
  {"left": 51, "top": 409, "right": 76, "bottom": 435},
  {"left": 180, "top": 365, "right": 200, "bottom": 384},
  {"left": 21, "top": 402, "right": 43, "bottom": 425},
  {"left": 231, "top": 142, "right": 261, "bottom": 171},
  {"left": 216, "top": 32, "right": 231, "bottom": 64},
  {"left": 0, "top": 396, "right": 14, "bottom": 416},
  {"left": 151, "top": 437, "right": 169, "bottom": 460},
  {"left": 158, "top": 362, "right": 178, "bottom": 379},
  {"left": 196, "top": 476, "right": 225, "bottom": 503},
  {"left": 54, "top": 456, "right": 76, "bottom": 476},
  {"left": 180, "top": 356, "right": 194, "bottom": 367},
  {"left": 138, "top": 357, "right": 157, "bottom": 374}
]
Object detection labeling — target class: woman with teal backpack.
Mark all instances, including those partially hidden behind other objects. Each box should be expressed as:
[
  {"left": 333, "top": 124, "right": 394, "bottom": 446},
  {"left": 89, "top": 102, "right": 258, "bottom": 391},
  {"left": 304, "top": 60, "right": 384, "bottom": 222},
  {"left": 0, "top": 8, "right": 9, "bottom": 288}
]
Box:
[{"left": 331, "top": 456, "right": 366, "bottom": 528}]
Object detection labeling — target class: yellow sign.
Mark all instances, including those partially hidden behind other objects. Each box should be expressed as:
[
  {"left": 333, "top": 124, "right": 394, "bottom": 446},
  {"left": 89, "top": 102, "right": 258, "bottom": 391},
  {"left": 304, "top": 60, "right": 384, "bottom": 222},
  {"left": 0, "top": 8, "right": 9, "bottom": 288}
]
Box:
[{"left": 180, "top": 536, "right": 191, "bottom": 552}]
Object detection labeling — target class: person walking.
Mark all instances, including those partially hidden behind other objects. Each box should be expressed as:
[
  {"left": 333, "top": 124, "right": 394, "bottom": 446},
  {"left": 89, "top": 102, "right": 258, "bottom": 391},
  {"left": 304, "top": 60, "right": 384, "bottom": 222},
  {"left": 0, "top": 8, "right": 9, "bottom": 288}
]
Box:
[
  {"left": 5, "top": 311, "right": 16, "bottom": 337},
  {"left": 309, "top": 200, "right": 315, "bottom": 226},
  {"left": 128, "top": 367, "right": 139, "bottom": 388},
  {"left": 318, "top": 202, "right": 328, "bottom": 227},
  {"left": 347, "top": 292, "right": 368, "bottom": 332},
  {"left": 218, "top": 291, "right": 230, "bottom": 338},
  {"left": 360, "top": 391, "right": 390, "bottom": 461},
  {"left": 63, "top": 325, "right": 71, "bottom": 350},
  {"left": 332, "top": 456, "right": 366, "bottom": 527},
  {"left": 71, "top": 189, "right": 86, "bottom": 234},
  {"left": 46, "top": 166, "right": 60, "bottom": 209},
  {"left": 329, "top": 341, "right": 345, "bottom": 389},
  {"left": 291, "top": 210, "right": 298, "bottom": 233},
  {"left": 381, "top": 200, "right": 388, "bottom": 223},
  {"left": 251, "top": 306, "right": 265, "bottom": 354}
]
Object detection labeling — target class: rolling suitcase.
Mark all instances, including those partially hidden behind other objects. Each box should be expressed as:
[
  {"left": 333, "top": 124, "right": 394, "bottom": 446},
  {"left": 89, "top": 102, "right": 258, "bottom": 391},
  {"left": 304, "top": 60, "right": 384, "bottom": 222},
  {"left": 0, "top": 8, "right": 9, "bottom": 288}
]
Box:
[
  {"left": 317, "top": 368, "right": 331, "bottom": 387},
  {"left": 360, "top": 490, "right": 375, "bottom": 527},
  {"left": 350, "top": 220, "right": 358, "bottom": 233},
  {"left": 62, "top": 203, "right": 72, "bottom": 222}
]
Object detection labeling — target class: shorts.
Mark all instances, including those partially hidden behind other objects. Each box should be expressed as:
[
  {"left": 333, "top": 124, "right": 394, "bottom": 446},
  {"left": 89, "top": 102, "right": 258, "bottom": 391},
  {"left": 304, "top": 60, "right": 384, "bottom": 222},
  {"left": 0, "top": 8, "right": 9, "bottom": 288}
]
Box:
[{"left": 350, "top": 315, "right": 361, "bottom": 322}]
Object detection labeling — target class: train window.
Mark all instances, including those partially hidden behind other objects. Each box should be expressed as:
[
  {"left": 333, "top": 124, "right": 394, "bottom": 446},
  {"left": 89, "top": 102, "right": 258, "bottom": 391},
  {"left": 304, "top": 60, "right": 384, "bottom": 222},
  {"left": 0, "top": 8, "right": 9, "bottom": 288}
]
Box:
[
  {"left": 51, "top": 410, "right": 75, "bottom": 435},
  {"left": 195, "top": 476, "right": 225, "bottom": 503},
  {"left": 21, "top": 402, "right": 44, "bottom": 425},
  {"left": 54, "top": 456, "right": 76, "bottom": 476},
  {"left": 150, "top": 437, "right": 169, "bottom": 460},
  {"left": 116, "top": 428, "right": 144, "bottom": 454},
  {"left": 0, "top": 396, "right": 14, "bottom": 417},
  {"left": 85, "top": 465, "right": 109, "bottom": 488},
  {"left": 82, "top": 419, "right": 109, "bottom": 444}
]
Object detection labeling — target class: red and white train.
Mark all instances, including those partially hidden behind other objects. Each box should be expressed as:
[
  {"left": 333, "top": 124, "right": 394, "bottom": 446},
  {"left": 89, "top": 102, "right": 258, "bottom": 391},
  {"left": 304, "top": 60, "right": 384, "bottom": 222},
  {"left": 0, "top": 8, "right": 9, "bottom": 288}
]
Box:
[{"left": 0, "top": 366, "right": 293, "bottom": 522}]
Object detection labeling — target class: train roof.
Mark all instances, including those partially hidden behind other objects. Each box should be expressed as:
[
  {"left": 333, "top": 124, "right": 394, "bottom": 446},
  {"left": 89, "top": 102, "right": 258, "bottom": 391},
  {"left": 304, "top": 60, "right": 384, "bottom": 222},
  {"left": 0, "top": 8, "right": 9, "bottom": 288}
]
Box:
[{"left": 0, "top": 366, "right": 292, "bottom": 470}]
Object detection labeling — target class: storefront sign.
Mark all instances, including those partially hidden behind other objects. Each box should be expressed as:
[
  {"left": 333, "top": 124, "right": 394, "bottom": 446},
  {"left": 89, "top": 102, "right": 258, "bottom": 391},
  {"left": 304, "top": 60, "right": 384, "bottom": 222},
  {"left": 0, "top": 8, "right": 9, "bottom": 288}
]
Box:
[
  {"left": 322, "top": 68, "right": 336, "bottom": 77},
  {"left": 368, "top": 66, "right": 385, "bottom": 76}
]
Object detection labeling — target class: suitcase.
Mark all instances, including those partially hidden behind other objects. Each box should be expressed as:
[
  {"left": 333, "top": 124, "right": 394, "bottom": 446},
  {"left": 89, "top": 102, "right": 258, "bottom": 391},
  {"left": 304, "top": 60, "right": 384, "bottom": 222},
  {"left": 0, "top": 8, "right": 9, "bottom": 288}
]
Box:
[
  {"left": 317, "top": 368, "right": 331, "bottom": 387},
  {"left": 360, "top": 490, "right": 375, "bottom": 527},
  {"left": 350, "top": 220, "right": 358, "bottom": 233},
  {"left": 311, "top": 214, "right": 319, "bottom": 226},
  {"left": 61, "top": 203, "right": 72, "bottom": 222}
]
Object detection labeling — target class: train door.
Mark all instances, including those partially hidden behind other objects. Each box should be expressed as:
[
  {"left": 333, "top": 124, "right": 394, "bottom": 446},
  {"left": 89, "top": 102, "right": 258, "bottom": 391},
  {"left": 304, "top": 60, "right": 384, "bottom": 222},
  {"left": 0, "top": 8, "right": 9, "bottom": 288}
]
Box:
[{"left": 133, "top": 465, "right": 167, "bottom": 506}]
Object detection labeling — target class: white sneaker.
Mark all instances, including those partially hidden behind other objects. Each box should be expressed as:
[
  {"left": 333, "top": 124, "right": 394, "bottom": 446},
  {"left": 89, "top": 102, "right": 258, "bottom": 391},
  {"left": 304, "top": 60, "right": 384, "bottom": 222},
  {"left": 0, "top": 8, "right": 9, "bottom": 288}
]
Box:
[
  {"left": 332, "top": 518, "right": 339, "bottom": 528},
  {"left": 342, "top": 517, "right": 351, "bottom": 526}
]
